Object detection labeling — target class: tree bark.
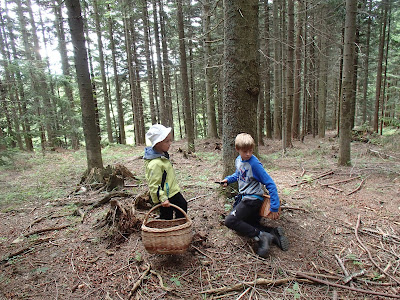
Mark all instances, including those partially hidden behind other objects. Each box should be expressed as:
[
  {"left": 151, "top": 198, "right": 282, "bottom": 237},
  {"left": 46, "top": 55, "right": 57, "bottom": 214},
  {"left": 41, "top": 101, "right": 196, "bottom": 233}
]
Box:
[
  {"left": 339, "top": 0, "right": 357, "bottom": 166},
  {"left": 273, "top": 0, "right": 282, "bottom": 140},
  {"left": 107, "top": 5, "right": 126, "bottom": 144},
  {"left": 65, "top": 0, "right": 103, "bottom": 170},
  {"left": 93, "top": 0, "right": 113, "bottom": 144},
  {"left": 152, "top": 0, "right": 167, "bottom": 125},
  {"left": 203, "top": 0, "right": 218, "bottom": 138},
  {"left": 176, "top": 0, "right": 195, "bottom": 152},
  {"left": 141, "top": 0, "right": 157, "bottom": 125},
  {"left": 361, "top": 0, "right": 372, "bottom": 126},
  {"left": 263, "top": 3, "right": 272, "bottom": 139},
  {"left": 285, "top": 0, "right": 294, "bottom": 148},
  {"left": 223, "top": 0, "right": 259, "bottom": 176},
  {"left": 373, "top": 1, "right": 388, "bottom": 133},
  {"left": 55, "top": 0, "right": 80, "bottom": 149}
]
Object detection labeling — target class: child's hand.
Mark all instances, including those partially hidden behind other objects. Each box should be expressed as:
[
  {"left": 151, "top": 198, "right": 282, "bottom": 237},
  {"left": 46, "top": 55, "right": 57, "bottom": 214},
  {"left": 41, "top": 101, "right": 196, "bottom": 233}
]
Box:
[
  {"left": 161, "top": 199, "right": 171, "bottom": 207},
  {"left": 268, "top": 211, "right": 280, "bottom": 220},
  {"left": 214, "top": 179, "right": 228, "bottom": 187}
]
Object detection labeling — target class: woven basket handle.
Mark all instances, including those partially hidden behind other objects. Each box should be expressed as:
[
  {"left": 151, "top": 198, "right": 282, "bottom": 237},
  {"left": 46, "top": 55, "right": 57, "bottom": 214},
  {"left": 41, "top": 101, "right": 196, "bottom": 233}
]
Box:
[{"left": 143, "top": 203, "right": 189, "bottom": 225}]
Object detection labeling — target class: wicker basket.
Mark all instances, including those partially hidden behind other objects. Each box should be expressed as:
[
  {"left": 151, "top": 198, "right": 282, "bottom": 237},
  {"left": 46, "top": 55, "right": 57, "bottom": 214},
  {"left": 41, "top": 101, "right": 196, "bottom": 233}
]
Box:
[
  {"left": 259, "top": 194, "right": 281, "bottom": 218},
  {"left": 141, "top": 204, "right": 193, "bottom": 254}
]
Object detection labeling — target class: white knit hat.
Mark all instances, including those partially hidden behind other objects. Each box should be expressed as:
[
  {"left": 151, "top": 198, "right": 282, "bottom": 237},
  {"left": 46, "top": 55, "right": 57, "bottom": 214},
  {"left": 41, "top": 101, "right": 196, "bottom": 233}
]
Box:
[{"left": 146, "top": 124, "right": 172, "bottom": 147}]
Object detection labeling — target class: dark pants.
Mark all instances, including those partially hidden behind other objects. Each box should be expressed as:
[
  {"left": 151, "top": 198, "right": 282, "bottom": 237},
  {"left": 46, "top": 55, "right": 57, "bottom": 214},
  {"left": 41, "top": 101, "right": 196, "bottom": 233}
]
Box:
[
  {"left": 159, "top": 192, "right": 187, "bottom": 220},
  {"left": 224, "top": 197, "right": 264, "bottom": 238}
]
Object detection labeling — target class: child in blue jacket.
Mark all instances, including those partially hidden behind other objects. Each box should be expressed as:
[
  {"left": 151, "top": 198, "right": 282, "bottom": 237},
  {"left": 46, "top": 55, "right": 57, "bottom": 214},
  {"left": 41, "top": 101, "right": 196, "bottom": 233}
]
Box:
[{"left": 221, "top": 133, "right": 289, "bottom": 257}]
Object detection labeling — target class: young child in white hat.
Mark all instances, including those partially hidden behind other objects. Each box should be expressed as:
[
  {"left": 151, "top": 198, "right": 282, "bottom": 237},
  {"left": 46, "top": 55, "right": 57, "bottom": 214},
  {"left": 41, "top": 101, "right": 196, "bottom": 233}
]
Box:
[{"left": 143, "top": 124, "right": 187, "bottom": 219}]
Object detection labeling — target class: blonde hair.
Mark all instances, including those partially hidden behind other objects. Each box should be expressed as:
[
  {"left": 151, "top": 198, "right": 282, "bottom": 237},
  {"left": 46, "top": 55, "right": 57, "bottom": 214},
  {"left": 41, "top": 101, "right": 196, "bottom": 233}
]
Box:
[{"left": 235, "top": 133, "right": 255, "bottom": 150}]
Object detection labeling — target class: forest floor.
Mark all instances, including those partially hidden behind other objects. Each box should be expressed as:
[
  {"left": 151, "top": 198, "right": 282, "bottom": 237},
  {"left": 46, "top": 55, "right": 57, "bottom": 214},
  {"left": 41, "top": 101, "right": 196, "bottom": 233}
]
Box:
[{"left": 0, "top": 130, "right": 400, "bottom": 300}]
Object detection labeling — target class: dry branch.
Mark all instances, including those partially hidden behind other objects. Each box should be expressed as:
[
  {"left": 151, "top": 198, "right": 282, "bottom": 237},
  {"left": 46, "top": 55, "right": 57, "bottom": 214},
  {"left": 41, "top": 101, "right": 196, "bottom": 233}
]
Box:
[
  {"left": 23, "top": 225, "right": 71, "bottom": 238},
  {"left": 290, "top": 170, "right": 334, "bottom": 187},
  {"left": 91, "top": 191, "right": 132, "bottom": 208},
  {"left": 346, "top": 177, "right": 367, "bottom": 196},
  {"left": 200, "top": 277, "right": 301, "bottom": 294},
  {"left": 355, "top": 214, "right": 400, "bottom": 285},
  {"left": 1, "top": 237, "right": 51, "bottom": 264},
  {"left": 128, "top": 264, "right": 151, "bottom": 299},
  {"left": 320, "top": 176, "right": 360, "bottom": 186},
  {"left": 150, "top": 270, "right": 173, "bottom": 291},
  {"left": 334, "top": 254, "right": 354, "bottom": 287},
  {"left": 343, "top": 269, "right": 366, "bottom": 284},
  {"left": 296, "top": 272, "right": 400, "bottom": 299}
]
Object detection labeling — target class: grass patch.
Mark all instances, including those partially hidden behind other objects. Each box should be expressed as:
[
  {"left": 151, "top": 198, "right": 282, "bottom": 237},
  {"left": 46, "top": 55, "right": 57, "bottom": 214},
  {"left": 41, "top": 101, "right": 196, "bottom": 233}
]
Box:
[{"left": 0, "top": 144, "right": 146, "bottom": 210}]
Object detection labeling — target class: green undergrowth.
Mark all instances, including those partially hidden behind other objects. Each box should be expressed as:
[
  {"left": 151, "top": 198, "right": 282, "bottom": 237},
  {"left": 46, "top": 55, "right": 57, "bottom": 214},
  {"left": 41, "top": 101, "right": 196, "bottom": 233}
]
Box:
[{"left": 0, "top": 144, "right": 143, "bottom": 212}]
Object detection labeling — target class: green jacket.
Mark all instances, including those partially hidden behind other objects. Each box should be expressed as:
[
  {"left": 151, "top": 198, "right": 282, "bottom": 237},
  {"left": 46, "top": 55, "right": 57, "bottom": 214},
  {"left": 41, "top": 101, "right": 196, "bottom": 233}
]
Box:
[{"left": 144, "top": 147, "right": 180, "bottom": 204}]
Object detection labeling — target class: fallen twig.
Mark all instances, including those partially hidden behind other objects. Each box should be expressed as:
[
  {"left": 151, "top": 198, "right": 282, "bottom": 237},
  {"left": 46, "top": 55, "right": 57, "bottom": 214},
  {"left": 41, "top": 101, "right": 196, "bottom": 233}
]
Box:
[
  {"left": 192, "top": 245, "right": 215, "bottom": 263},
  {"left": 187, "top": 192, "right": 214, "bottom": 202},
  {"left": 128, "top": 264, "right": 151, "bottom": 299},
  {"left": 281, "top": 206, "right": 308, "bottom": 212},
  {"left": 334, "top": 254, "right": 354, "bottom": 287},
  {"left": 343, "top": 269, "right": 366, "bottom": 284},
  {"left": 367, "top": 149, "right": 399, "bottom": 160},
  {"left": 355, "top": 214, "right": 400, "bottom": 285},
  {"left": 327, "top": 185, "right": 344, "bottom": 192},
  {"left": 150, "top": 270, "right": 173, "bottom": 291},
  {"left": 346, "top": 177, "right": 367, "bottom": 196},
  {"left": 91, "top": 191, "right": 132, "bottom": 208},
  {"left": 200, "top": 277, "right": 302, "bottom": 294},
  {"left": 320, "top": 176, "right": 360, "bottom": 186},
  {"left": 23, "top": 225, "right": 71, "bottom": 238},
  {"left": 1, "top": 237, "right": 51, "bottom": 264},
  {"left": 296, "top": 272, "right": 400, "bottom": 299},
  {"left": 290, "top": 170, "right": 334, "bottom": 187}
]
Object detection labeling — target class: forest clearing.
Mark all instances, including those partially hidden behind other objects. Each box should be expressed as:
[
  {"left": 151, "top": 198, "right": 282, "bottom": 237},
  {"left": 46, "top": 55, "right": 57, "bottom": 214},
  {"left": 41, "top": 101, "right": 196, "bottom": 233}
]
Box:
[{"left": 0, "top": 130, "right": 399, "bottom": 299}]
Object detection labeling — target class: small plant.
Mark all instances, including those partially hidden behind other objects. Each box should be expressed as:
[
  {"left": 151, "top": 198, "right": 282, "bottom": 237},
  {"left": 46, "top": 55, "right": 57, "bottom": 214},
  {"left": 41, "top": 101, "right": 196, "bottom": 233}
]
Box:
[
  {"left": 372, "top": 271, "right": 384, "bottom": 281},
  {"left": 224, "top": 203, "right": 232, "bottom": 212},
  {"left": 286, "top": 282, "right": 301, "bottom": 299},
  {"left": 300, "top": 174, "right": 313, "bottom": 184},
  {"left": 170, "top": 276, "right": 182, "bottom": 287},
  {"left": 346, "top": 254, "right": 363, "bottom": 267},
  {"left": 134, "top": 252, "right": 142, "bottom": 262}
]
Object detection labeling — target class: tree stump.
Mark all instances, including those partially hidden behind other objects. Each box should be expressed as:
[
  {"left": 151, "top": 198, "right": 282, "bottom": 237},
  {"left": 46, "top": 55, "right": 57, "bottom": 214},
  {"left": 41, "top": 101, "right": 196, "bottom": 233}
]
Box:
[{"left": 95, "top": 199, "right": 141, "bottom": 244}]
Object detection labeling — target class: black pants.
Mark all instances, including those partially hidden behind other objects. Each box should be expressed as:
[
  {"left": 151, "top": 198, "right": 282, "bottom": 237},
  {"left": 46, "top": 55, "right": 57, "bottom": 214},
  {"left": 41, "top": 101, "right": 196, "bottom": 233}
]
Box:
[
  {"left": 159, "top": 192, "right": 187, "bottom": 220},
  {"left": 224, "top": 197, "right": 263, "bottom": 238}
]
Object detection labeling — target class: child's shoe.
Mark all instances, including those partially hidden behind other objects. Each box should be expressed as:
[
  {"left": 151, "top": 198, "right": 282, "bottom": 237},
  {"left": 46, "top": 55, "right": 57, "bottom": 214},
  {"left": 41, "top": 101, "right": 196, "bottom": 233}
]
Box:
[
  {"left": 270, "top": 227, "right": 289, "bottom": 251},
  {"left": 255, "top": 231, "right": 274, "bottom": 257}
]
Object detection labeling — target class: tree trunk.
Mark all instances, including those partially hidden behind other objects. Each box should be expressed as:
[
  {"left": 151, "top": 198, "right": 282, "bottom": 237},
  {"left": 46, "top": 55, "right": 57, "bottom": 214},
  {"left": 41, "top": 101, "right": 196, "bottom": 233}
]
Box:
[
  {"left": 361, "top": 0, "right": 372, "bottom": 126},
  {"left": 107, "top": 5, "right": 126, "bottom": 144},
  {"left": 223, "top": 0, "right": 259, "bottom": 176},
  {"left": 273, "top": 0, "right": 282, "bottom": 140},
  {"left": 203, "top": 0, "right": 218, "bottom": 138},
  {"left": 263, "top": 3, "right": 272, "bottom": 139},
  {"left": 285, "top": 0, "right": 294, "bottom": 148},
  {"left": 373, "top": 1, "right": 388, "bottom": 133},
  {"left": 82, "top": 4, "right": 101, "bottom": 144},
  {"left": 176, "top": 0, "right": 195, "bottom": 152},
  {"left": 152, "top": 0, "right": 167, "bottom": 125},
  {"left": 130, "top": 16, "right": 146, "bottom": 144},
  {"left": 141, "top": 0, "right": 157, "bottom": 125},
  {"left": 27, "top": 0, "right": 57, "bottom": 148},
  {"left": 65, "top": 0, "right": 103, "bottom": 170},
  {"left": 318, "top": 5, "right": 328, "bottom": 138},
  {"left": 159, "top": 0, "right": 174, "bottom": 130},
  {"left": 339, "top": 0, "right": 357, "bottom": 166},
  {"left": 292, "top": 0, "right": 302, "bottom": 140},
  {"left": 93, "top": 0, "right": 113, "bottom": 144},
  {"left": 55, "top": 0, "right": 80, "bottom": 149}
]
